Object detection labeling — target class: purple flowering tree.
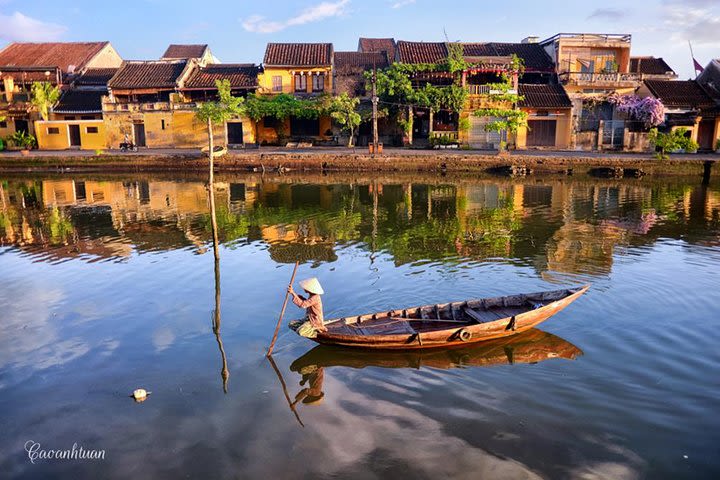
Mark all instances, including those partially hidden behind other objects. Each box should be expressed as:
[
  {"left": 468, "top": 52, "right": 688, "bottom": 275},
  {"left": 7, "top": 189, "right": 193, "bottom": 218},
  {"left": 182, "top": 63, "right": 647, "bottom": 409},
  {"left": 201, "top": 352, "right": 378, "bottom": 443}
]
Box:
[{"left": 609, "top": 94, "right": 665, "bottom": 127}]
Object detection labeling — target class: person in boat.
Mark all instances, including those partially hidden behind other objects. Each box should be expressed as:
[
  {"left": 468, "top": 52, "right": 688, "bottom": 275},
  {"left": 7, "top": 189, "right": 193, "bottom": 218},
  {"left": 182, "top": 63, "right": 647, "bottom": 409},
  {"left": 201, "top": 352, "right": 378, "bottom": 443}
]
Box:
[{"left": 288, "top": 277, "right": 326, "bottom": 337}]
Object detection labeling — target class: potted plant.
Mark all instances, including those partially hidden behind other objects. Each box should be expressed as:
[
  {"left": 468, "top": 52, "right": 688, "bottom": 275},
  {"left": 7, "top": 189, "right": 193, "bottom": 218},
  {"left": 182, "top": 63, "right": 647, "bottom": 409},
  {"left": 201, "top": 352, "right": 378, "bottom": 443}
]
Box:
[{"left": 7, "top": 131, "right": 37, "bottom": 155}]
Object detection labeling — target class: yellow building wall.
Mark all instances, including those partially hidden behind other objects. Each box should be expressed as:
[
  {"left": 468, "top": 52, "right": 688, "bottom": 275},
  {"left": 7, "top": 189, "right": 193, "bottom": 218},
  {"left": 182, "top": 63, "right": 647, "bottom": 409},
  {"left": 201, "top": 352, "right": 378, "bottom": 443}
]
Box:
[
  {"left": 258, "top": 67, "right": 333, "bottom": 94},
  {"left": 34, "top": 120, "right": 107, "bottom": 150},
  {"left": 85, "top": 44, "right": 124, "bottom": 69},
  {"left": 104, "top": 110, "right": 256, "bottom": 149}
]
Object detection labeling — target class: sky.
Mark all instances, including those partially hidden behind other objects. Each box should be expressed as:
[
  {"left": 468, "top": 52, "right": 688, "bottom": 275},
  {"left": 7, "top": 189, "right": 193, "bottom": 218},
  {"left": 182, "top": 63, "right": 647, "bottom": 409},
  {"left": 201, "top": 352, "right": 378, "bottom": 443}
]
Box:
[{"left": 0, "top": 0, "right": 718, "bottom": 79}]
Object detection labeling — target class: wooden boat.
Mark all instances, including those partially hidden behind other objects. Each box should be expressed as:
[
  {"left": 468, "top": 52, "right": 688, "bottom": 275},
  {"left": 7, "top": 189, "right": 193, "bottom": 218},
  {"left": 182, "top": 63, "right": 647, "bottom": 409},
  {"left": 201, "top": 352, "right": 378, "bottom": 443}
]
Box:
[
  {"left": 289, "top": 285, "right": 589, "bottom": 350},
  {"left": 290, "top": 329, "right": 583, "bottom": 371}
]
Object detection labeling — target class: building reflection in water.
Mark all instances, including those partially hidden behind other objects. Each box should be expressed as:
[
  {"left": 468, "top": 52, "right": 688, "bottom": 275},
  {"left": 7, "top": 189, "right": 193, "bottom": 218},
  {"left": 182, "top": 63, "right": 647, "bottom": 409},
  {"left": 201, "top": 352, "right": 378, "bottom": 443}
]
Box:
[{"left": 1, "top": 175, "right": 718, "bottom": 276}]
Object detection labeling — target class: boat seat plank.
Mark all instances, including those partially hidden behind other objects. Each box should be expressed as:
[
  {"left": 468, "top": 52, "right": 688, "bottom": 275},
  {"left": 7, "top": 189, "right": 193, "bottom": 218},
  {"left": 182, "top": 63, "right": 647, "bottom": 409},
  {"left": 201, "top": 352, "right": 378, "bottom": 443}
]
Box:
[{"left": 463, "top": 307, "right": 487, "bottom": 324}]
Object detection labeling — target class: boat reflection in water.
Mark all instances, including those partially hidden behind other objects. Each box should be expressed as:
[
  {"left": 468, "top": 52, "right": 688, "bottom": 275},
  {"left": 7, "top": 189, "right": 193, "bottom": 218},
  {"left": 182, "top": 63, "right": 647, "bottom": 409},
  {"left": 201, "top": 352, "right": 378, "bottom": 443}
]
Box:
[{"left": 279, "top": 329, "right": 581, "bottom": 422}]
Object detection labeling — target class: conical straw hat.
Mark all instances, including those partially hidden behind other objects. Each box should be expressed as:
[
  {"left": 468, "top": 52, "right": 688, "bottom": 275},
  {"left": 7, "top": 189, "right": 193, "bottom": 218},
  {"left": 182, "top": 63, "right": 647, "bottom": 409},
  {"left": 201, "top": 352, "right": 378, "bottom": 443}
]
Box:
[{"left": 299, "top": 277, "right": 324, "bottom": 295}]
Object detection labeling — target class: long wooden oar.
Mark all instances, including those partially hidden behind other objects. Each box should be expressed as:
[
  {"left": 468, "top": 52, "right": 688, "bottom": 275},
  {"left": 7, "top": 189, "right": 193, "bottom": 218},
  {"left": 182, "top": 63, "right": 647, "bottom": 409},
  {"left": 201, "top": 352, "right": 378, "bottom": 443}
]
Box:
[{"left": 267, "top": 261, "right": 299, "bottom": 356}]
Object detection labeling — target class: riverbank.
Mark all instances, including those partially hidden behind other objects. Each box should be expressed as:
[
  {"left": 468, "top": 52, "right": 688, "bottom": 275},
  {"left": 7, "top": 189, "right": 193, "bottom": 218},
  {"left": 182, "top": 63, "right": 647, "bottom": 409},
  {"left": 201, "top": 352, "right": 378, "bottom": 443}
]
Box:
[{"left": 1, "top": 147, "right": 718, "bottom": 177}]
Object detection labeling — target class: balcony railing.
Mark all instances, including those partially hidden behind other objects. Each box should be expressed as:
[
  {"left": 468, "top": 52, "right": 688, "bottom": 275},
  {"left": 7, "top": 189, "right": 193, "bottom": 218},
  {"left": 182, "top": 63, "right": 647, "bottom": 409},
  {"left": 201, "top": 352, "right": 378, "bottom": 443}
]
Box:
[
  {"left": 560, "top": 71, "right": 642, "bottom": 85},
  {"left": 102, "top": 101, "right": 171, "bottom": 112},
  {"left": 467, "top": 85, "right": 491, "bottom": 95}
]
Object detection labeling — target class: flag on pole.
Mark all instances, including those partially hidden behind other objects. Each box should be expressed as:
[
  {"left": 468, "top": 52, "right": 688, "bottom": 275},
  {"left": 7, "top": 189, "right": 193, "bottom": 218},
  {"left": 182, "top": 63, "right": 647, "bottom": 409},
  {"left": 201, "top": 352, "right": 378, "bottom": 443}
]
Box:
[{"left": 693, "top": 58, "right": 704, "bottom": 74}]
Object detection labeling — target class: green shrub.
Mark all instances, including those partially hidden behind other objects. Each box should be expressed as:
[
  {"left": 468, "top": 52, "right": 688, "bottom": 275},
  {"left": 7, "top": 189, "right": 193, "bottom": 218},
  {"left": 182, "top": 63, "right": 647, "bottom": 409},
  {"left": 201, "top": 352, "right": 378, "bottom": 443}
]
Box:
[
  {"left": 7, "top": 131, "right": 36, "bottom": 149},
  {"left": 648, "top": 127, "right": 698, "bottom": 159}
]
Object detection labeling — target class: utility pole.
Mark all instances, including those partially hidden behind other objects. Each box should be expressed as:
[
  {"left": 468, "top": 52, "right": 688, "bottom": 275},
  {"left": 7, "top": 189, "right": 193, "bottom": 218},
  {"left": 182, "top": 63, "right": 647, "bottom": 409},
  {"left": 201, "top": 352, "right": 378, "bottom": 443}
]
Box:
[{"left": 372, "top": 64, "right": 379, "bottom": 153}]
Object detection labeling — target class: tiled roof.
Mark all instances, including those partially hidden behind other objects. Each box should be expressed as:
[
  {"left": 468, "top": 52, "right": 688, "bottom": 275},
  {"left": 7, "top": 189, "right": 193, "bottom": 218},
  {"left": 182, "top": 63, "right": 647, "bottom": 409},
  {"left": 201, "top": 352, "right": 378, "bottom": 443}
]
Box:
[
  {"left": 358, "top": 38, "right": 396, "bottom": 60},
  {"left": 518, "top": 83, "right": 572, "bottom": 108},
  {"left": 161, "top": 44, "right": 208, "bottom": 59},
  {"left": 54, "top": 89, "right": 106, "bottom": 113},
  {"left": 183, "top": 64, "right": 259, "bottom": 89},
  {"left": 464, "top": 43, "right": 554, "bottom": 71},
  {"left": 644, "top": 80, "right": 715, "bottom": 108},
  {"left": 75, "top": 68, "right": 119, "bottom": 86},
  {"left": 334, "top": 52, "right": 388, "bottom": 72},
  {"left": 0, "top": 42, "right": 109, "bottom": 73},
  {"left": 264, "top": 43, "right": 333, "bottom": 66},
  {"left": 109, "top": 60, "right": 187, "bottom": 89},
  {"left": 396, "top": 41, "right": 554, "bottom": 71},
  {"left": 630, "top": 57, "right": 675, "bottom": 76},
  {"left": 396, "top": 41, "right": 448, "bottom": 64}
]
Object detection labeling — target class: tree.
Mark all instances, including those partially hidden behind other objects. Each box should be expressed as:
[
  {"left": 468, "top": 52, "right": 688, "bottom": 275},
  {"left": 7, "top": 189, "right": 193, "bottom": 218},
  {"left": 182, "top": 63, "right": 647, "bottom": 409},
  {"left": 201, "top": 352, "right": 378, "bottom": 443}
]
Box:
[
  {"left": 196, "top": 79, "right": 245, "bottom": 251},
  {"left": 326, "top": 93, "right": 361, "bottom": 147},
  {"left": 30, "top": 82, "right": 60, "bottom": 121},
  {"left": 196, "top": 79, "right": 245, "bottom": 183},
  {"left": 473, "top": 58, "right": 527, "bottom": 151}
]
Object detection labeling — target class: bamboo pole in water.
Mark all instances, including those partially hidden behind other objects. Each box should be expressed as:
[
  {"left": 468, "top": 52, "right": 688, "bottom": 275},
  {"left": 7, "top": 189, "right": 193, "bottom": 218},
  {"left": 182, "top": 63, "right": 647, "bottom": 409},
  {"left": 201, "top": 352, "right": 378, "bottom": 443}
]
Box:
[{"left": 267, "top": 261, "right": 299, "bottom": 356}]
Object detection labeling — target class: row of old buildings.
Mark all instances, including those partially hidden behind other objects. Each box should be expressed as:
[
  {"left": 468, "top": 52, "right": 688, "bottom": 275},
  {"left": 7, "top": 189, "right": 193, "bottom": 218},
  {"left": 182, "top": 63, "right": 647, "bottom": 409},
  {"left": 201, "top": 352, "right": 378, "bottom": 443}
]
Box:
[{"left": 1, "top": 33, "right": 719, "bottom": 152}]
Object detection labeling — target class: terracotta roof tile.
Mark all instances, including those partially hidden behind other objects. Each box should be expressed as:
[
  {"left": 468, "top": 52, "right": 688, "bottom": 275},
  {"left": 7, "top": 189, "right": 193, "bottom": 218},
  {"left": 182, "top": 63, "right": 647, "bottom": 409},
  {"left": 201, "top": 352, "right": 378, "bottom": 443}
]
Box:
[
  {"left": 334, "top": 52, "right": 388, "bottom": 72},
  {"left": 644, "top": 80, "right": 715, "bottom": 108},
  {"left": 75, "top": 68, "right": 119, "bottom": 86},
  {"left": 358, "top": 38, "right": 396, "bottom": 60},
  {"left": 396, "top": 41, "right": 554, "bottom": 71},
  {"left": 264, "top": 43, "right": 333, "bottom": 67},
  {"left": 463, "top": 43, "right": 554, "bottom": 71},
  {"left": 54, "top": 89, "right": 106, "bottom": 113},
  {"left": 518, "top": 83, "right": 571, "bottom": 109},
  {"left": 396, "top": 41, "right": 448, "bottom": 64},
  {"left": 630, "top": 57, "right": 675, "bottom": 76},
  {"left": 0, "top": 42, "right": 109, "bottom": 73},
  {"left": 161, "top": 44, "right": 208, "bottom": 59},
  {"left": 109, "top": 60, "right": 187, "bottom": 90},
  {"left": 183, "top": 64, "right": 259, "bottom": 89}
]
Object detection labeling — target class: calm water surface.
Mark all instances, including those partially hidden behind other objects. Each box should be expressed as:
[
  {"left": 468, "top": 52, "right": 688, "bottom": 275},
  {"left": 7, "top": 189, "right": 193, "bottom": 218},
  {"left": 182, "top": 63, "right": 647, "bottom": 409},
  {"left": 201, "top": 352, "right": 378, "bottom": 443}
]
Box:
[{"left": 0, "top": 171, "right": 719, "bottom": 479}]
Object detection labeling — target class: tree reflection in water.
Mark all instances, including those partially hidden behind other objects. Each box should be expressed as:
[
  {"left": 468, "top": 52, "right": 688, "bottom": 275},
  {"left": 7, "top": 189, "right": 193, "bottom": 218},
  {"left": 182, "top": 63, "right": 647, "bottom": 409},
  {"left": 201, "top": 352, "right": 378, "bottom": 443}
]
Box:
[
  {"left": 209, "top": 179, "right": 229, "bottom": 393},
  {"left": 1, "top": 174, "right": 718, "bottom": 276}
]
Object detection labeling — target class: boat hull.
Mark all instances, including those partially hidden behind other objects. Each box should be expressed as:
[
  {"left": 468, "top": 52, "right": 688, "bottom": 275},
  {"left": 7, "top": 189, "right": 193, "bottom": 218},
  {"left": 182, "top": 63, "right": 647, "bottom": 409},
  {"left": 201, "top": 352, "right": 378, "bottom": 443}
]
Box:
[{"left": 291, "top": 285, "right": 589, "bottom": 350}]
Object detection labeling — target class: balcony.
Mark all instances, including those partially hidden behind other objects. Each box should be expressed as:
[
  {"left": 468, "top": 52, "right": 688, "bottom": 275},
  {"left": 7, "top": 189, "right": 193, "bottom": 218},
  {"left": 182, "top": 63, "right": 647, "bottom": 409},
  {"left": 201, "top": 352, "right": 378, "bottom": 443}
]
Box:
[
  {"left": 102, "top": 101, "right": 171, "bottom": 113},
  {"left": 560, "top": 71, "right": 642, "bottom": 87},
  {"left": 467, "top": 85, "right": 491, "bottom": 95}
]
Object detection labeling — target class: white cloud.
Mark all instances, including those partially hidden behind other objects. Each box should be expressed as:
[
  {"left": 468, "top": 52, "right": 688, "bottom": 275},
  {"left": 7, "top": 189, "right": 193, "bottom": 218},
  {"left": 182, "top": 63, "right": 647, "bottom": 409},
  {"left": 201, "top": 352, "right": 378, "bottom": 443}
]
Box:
[
  {"left": 241, "top": 0, "right": 349, "bottom": 34},
  {"left": 391, "top": 0, "right": 416, "bottom": 8},
  {"left": 0, "top": 11, "right": 67, "bottom": 42}
]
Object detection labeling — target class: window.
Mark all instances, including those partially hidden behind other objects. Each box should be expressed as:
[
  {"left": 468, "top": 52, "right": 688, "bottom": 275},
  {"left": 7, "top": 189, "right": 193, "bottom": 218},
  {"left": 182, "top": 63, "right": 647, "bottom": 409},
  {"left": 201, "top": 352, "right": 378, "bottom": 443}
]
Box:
[
  {"left": 294, "top": 74, "right": 307, "bottom": 92},
  {"left": 0, "top": 121, "right": 7, "bottom": 128},
  {"left": 81, "top": 116, "right": 95, "bottom": 120},
  {"left": 312, "top": 74, "right": 324, "bottom": 92},
  {"left": 272, "top": 76, "right": 283, "bottom": 92},
  {"left": 64, "top": 116, "right": 76, "bottom": 120},
  {"left": 86, "top": 126, "right": 99, "bottom": 134},
  {"left": 161, "top": 119, "right": 166, "bottom": 130},
  {"left": 47, "top": 127, "right": 60, "bottom": 135},
  {"left": 263, "top": 117, "right": 280, "bottom": 129}
]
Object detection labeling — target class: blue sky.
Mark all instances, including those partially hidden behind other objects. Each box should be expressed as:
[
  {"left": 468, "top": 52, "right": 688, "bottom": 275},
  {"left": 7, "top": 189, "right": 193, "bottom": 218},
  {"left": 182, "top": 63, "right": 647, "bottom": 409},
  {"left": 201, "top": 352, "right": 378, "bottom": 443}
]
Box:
[{"left": 1, "top": 0, "right": 718, "bottom": 79}]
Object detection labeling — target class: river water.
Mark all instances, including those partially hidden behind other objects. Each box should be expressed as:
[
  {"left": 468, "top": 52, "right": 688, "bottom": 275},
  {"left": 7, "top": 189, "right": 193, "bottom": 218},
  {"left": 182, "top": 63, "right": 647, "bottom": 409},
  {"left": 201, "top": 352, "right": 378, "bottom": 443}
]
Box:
[{"left": 0, "top": 171, "right": 718, "bottom": 479}]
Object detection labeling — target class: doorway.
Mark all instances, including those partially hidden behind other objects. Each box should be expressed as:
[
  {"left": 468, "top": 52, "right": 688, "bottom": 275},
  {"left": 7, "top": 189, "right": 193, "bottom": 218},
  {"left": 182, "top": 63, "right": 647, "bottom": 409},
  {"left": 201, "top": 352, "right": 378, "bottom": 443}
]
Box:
[
  {"left": 227, "top": 122, "right": 244, "bottom": 145},
  {"left": 68, "top": 125, "right": 81, "bottom": 147},
  {"left": 14, "top": 119, "right": 29, "bottom": 134},
  {"left": 133, "top": 123, "right": 146, "bottom": 147},
  {"left": 527, "top": 120, "right": 557, "bottom": 147},
  {"left": 697, "top": 119, "right": 715, "bottom": 151}
]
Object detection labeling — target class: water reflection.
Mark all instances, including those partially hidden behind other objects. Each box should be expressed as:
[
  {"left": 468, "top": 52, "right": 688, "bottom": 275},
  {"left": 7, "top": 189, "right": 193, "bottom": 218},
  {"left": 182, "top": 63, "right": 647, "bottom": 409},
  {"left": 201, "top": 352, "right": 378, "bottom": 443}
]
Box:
[
  {"left": 1, "top": 174, "right": 719, "bottom": 277},
  {"left": 279, "top": 329, "right": 581, "bottom": 420}
]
